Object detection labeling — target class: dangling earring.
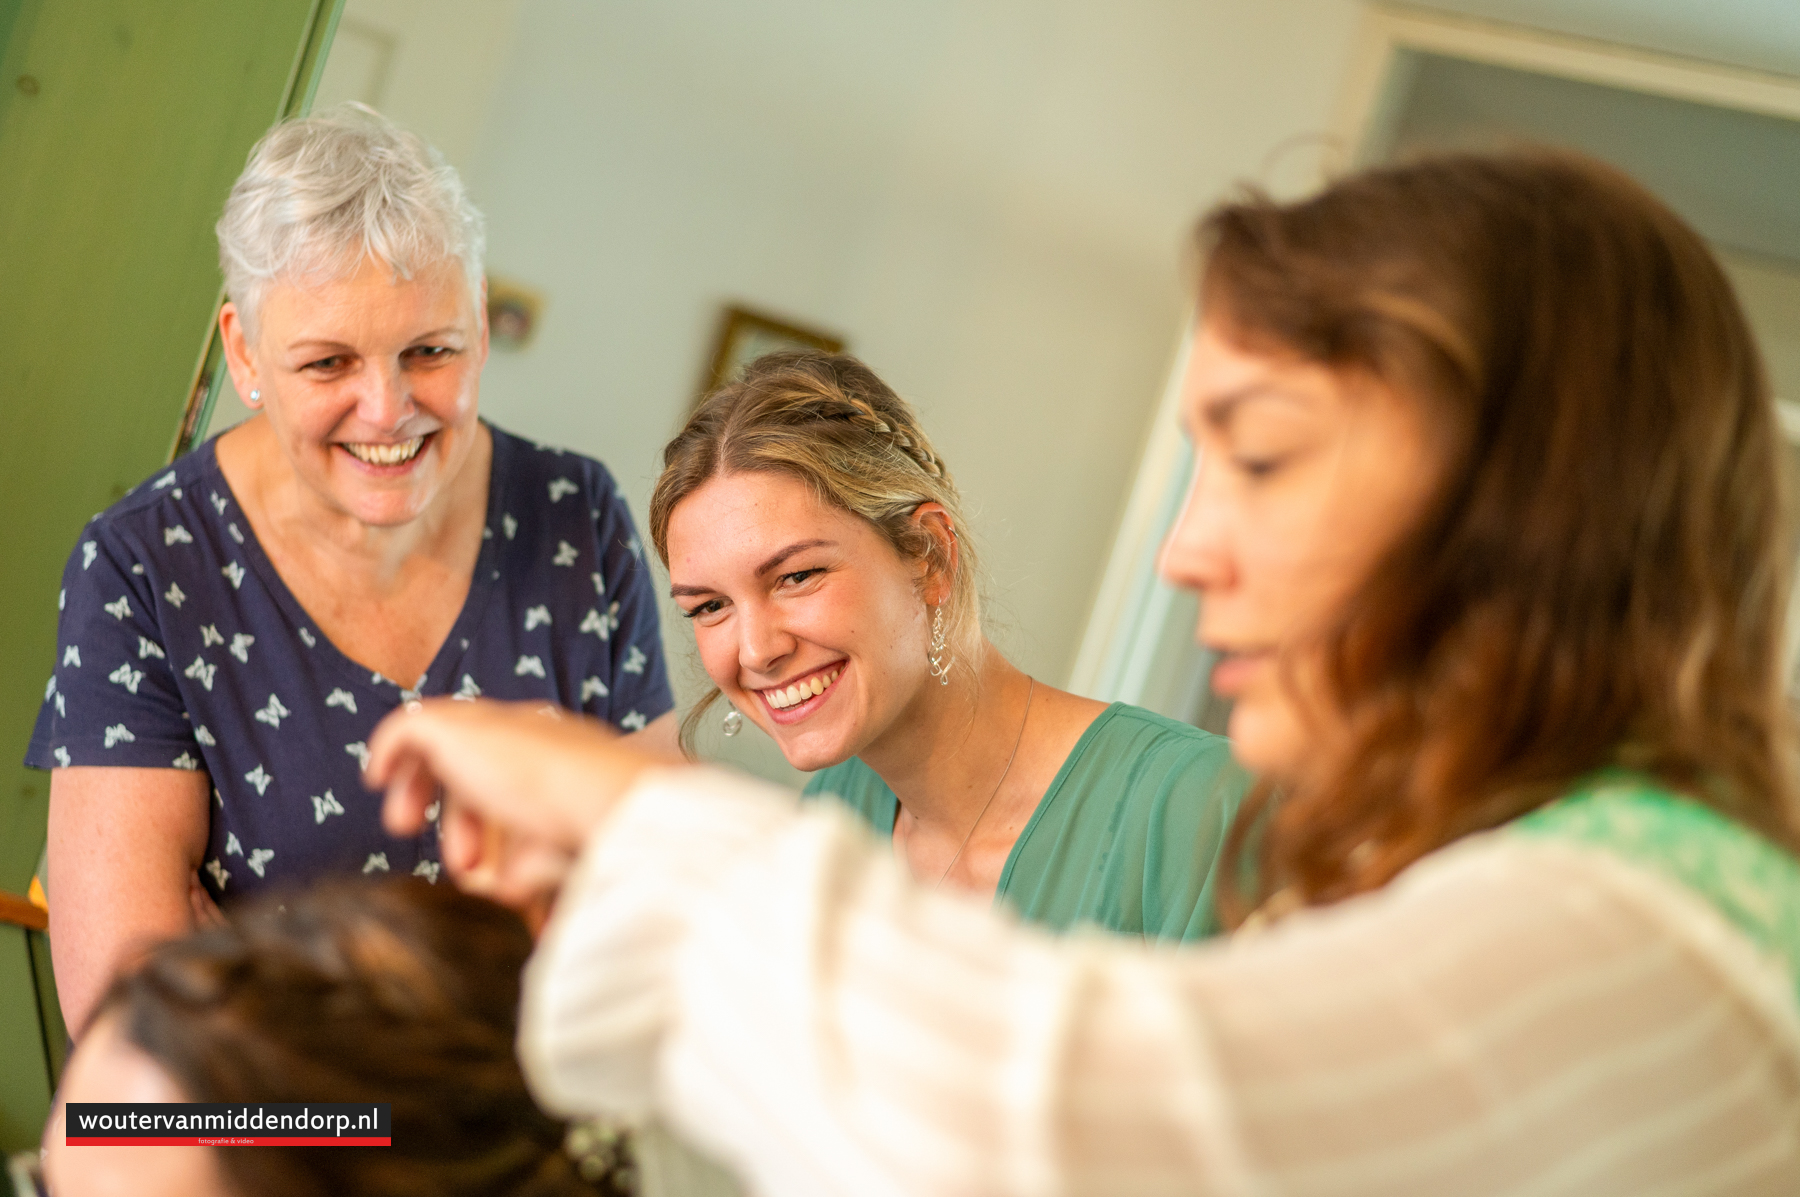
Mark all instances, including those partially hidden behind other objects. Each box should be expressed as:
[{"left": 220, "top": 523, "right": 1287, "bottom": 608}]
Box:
[
  {"left": 927, "top": 604, "right": 953, "bottom": 685},
  {"left": 722, "top": 706, "right": 744, "bottom": 736}
]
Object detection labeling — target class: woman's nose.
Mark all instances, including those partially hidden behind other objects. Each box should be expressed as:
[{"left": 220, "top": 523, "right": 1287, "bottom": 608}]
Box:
[
  {"left": 1158, "top": 451, "right": 1235, "bottom": 597},
  {"left": 356, "top": 362, "right": 412, "bottom": 431},
  {"left": 737, "top": 602, "right": 797, "bottom": 676}
]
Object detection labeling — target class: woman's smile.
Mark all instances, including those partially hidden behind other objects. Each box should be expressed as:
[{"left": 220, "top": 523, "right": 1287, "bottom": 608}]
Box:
[
  {"left": 337, "top": 431, "right": 436, "bottom": 472},
  {"left": 756, "top": 661, "right": 846, "bottom": 723}
]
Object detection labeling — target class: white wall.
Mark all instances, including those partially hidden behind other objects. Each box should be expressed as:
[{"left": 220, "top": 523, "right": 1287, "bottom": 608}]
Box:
[
  {"left": 457, "top": 0, "right": 1362, "bottom": 781},
  {"left": 1721, "top": 252, "right": 1800, "bottom": 404}
]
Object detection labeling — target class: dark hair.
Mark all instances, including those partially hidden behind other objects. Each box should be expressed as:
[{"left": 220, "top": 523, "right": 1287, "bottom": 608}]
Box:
[
  {"left": 1197, "top": 150, "right": 1799, "bottom": 916},
  {"left": 649, "top": 351, "right": 981, "bottom": 751},
  {"left": 93, "top": 879, "right": 631, "bottom": 1197}
]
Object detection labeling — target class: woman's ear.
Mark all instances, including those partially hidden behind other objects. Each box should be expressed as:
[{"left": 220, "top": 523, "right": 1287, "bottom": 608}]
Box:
[
  {"left": 909, "top": 502, "right": 960, "bottom": 606},
  {"left": 218, "top": 302, "right": 262, "bottom": 407}
]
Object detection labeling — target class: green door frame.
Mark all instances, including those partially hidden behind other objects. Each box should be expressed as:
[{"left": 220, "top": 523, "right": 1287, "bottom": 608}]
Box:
[{"left": 0, "top": 0, "right": 344, "bottom": 1153}]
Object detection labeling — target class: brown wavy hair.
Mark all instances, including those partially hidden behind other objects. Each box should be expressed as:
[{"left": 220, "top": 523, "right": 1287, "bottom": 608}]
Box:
[
  {"left": 650, "top": 351, "right": 980, "bottom": 751},
  {"left": 1200, "top": 150, "right": 1800, "bottom": 917},
  {"left": 95, "top": 879, "right": 630, "bottom": 1197}
]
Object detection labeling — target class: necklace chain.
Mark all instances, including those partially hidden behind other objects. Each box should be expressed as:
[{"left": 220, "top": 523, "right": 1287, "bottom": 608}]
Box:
[{"left": 934, "top": 677, "right": 1035, "bottom": 890}]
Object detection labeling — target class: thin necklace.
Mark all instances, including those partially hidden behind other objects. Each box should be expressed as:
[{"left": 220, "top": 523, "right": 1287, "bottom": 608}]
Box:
[{"left": 935, "top": 677, "right": 1035, "bottom": 890}]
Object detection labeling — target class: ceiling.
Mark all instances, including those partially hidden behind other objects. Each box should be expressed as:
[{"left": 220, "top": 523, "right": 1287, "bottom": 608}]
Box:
[{"left": 1410, "top": 0, "right": 1800, "bottom": 79}]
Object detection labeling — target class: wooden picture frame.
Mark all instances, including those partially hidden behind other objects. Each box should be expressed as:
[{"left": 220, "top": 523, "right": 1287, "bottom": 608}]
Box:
[
  {"left": 697, "top": 304, "right": 845, "bottom": 406},
  {"left": 487, "top": 276, "right": 546, "bottom": 352}
]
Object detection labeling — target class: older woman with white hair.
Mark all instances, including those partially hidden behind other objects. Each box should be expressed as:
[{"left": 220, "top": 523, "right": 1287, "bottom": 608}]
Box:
[{"left": 27, "top": 104, "right": 676, "bottom": 1034}]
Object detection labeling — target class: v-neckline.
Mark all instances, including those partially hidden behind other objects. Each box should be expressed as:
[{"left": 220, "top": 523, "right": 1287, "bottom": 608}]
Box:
[
  {"left": 196, "top": 424, "right": 506, "bottom": 699},
  {"left": 877, "top": 702, "right": 1124, "bottom": 902}
]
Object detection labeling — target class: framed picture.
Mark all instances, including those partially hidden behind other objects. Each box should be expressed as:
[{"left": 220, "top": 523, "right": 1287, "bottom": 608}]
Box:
[
  {"left": 487, "top": 277, "right": 545, "bottom": 351},
  {"left": 698, "top": 304, "right": 845, "bottom": 404}
]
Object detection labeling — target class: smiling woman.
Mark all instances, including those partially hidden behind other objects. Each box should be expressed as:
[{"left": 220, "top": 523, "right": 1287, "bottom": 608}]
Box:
[
  {"left": 27, "top": 105, "right": 676, "bottom": 1035},
  {"left": 649, "top": 353, "right": 1248, "bottom": 939}
]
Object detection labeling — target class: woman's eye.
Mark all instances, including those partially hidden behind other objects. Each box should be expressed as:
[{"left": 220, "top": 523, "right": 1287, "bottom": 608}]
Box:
[
  {"left": 780, "top": 568, "right": 823, "bottom": 587},
  {"left": 1235, "top": 455, "right": 1286, "bottom": 479},
  {"left": 304, "top": 355, "right": 347, "bottom": 372},
  {"left": 681, "top": 599, "right": 725, "bottom": 620},
  {"left": 407, "top": 345, "right": 454, "bottom": 361}
]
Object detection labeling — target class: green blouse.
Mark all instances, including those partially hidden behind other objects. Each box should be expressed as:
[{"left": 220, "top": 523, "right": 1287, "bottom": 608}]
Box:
[
  {"left": 801, "top": 702, "right": 1249, "bottom": 941},
  {"left": 1510, "top": 770, "right": 1800, "bottom": 1005}
]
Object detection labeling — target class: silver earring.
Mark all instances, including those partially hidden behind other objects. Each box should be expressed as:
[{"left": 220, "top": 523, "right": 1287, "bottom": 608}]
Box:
[
  {"left": 927, "top": 604, "right": 953, "bottom": 685},
  {"left": 248, "top": 389, "right": 261, "bottom": 403},
  {"left": 722, "top": 707, "right": 744, "bottom": 736}
]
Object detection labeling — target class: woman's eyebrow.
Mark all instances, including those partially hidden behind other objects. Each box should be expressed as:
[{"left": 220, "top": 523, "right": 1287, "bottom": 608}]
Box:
[
  {"left": 669, "top": 540, "right": 839, "bottom": 597},
  {"left": 756, "top": 540, "right": 836, "bottom": 577},
  {"left": 1201, "top": 383, "right": 1304, "bottom": 430}
]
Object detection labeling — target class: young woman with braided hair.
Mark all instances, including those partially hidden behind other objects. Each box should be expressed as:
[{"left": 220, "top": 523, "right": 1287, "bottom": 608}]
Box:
[{"left": 645, "top": 352, "right": 1248, "bottom": 937}]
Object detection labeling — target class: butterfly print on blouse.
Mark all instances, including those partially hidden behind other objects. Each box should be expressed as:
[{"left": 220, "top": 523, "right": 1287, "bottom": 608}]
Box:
[
  {"left": 253, "top": 694, "right": 290, "bottom": 729},
  {"left": 185, "top": 657, "right": 217, "bottom": 691},
  {"left": 580, "top": 603, "right": 620, "bottom": 641}
]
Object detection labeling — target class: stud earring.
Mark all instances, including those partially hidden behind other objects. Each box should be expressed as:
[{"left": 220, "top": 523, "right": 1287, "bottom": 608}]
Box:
[
  {"left": 722, "top": 707, "right": 744, "bottom": 736},
  {"left": 927, "top": 604, "right": 953, "bottom": 685},
  {"left": 248, "top": 389, "right": 261, "bottom": 404}
]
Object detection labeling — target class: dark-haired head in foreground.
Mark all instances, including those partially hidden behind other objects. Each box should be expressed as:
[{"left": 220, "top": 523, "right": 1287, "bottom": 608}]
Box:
[{"left": 43, "top": 879, "right": 632, "bottom": 1197}]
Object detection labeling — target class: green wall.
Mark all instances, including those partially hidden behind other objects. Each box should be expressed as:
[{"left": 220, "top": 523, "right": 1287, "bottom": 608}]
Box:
[{"left": 0, "top": 0, "right": 341, "bottom": 1152}]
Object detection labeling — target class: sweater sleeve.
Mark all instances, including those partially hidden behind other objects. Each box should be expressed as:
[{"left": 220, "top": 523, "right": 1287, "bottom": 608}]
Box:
[
  {"left": 520, "top": 769, "right": 1800, "bottom": 1197},
  {"left": 27, "top": 519, "right": 198, "bottom": 771}
]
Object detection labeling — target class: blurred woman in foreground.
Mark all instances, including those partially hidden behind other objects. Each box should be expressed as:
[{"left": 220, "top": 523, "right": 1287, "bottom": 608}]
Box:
[{"left": 368, "top": 152, "right": 1800, "bottom": 1195}]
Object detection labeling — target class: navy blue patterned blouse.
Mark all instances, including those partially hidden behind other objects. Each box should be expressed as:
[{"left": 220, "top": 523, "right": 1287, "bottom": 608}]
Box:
[{"left": 26, "top": 423, "right": 673, "bottom": 902}]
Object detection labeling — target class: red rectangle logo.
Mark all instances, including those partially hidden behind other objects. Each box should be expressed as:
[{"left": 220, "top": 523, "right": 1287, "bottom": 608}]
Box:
[{"left": 66, "top": 1137, "right": 392, "bottom": 1147}]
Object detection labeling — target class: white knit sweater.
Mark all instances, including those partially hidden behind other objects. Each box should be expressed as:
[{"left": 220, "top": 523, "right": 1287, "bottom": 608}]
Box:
[{"left": 519, "top": 768, "right": 1800, "bottom": 1197}]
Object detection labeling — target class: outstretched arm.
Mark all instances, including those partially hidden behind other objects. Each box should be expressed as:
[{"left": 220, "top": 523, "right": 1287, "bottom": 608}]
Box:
[{"left": 368, "top": 701, "right": 1800, "bottom": 1197}]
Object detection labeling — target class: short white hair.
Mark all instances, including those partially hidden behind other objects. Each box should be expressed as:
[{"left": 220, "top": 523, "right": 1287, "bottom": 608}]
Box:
[{"left": 217, "top": 103, "right": 485, "bottom": 332}]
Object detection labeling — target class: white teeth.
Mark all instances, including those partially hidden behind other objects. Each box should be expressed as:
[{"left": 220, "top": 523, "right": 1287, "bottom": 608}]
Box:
[
  {"left": 765, "top": 668, "right": 840, "bottom": 710},
  {"left": 344, "top": 436, "right": 426, "bottom": 466}
]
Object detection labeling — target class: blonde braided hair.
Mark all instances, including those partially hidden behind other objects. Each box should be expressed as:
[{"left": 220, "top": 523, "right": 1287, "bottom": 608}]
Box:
[{"left": 650, "top": 352, "right": 982, "bottom": 752}]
